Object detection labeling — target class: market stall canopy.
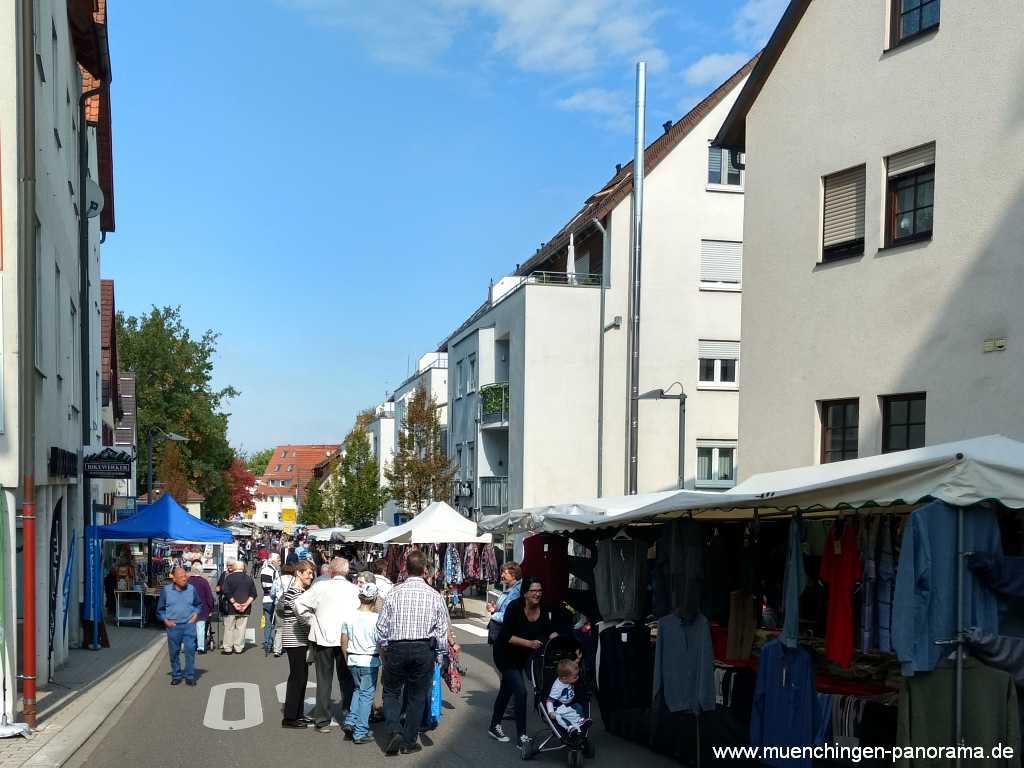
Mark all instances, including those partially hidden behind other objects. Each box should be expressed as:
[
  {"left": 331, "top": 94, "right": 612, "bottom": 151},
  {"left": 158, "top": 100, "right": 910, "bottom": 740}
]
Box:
[
  {"left": 485, "top": 435, "right": 1024, "bottom": 532},
  {"left": 366, "top": 501, "right": 492, "bottom": 544},
  {"left": 93, "top": 493, "right": 233, "bottom": 543},
  {"left": 338, "top": 522, "right": 390, "bottom": 542},
  {"left": 310, "top": 526, "right": 350, "bottom": 542}
]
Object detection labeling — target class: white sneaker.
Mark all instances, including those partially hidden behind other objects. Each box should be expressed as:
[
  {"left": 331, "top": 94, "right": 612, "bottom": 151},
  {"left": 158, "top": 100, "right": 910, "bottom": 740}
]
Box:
[
  {"left": 518, "top": 735, "right": 533, "bottom": 749},
  {"left": 488, "top": 724, "right": 510, "bottom": 743}
]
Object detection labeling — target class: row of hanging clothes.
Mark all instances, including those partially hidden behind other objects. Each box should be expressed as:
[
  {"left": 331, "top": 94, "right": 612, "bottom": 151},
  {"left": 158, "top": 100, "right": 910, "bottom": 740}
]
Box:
[{"left": 375, "top": 542, "right": 499, "bottom": 585}]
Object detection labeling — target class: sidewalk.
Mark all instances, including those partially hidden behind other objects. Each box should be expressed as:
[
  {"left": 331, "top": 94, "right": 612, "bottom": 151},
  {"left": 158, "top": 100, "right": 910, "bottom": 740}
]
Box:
[{"left": 0, "top": 624, "right": 164, "bottom": 768}]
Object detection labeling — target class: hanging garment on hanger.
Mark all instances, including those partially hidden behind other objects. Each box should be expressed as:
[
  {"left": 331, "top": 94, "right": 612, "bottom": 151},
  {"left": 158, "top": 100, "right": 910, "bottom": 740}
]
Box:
[
  {"left": 821, "top": 520, "right": 862, "bottom": 668},
  {"left": 897, "top": 658, "right": 1020, "bottom": 766},
  {"left": 594, "top": 537, "right": 648, "bottom": 621},
  {"left": 726, "top": 590, "right": 757, "bottom": 659},
  {"left": 653, "top": 612, "right": 715, "bottom": 714},
  {"left": 892, "top": 501, "right": 1002, "bottom": 676},
  {"left": 653, "top": 517, "right": 705, "bottom": 620},
  {"left": 750, "top": 639, "right": 818, "bottom": 768},
  {"left": 967, "top": 630, "right": 1024, "bottom": 686},
  {"left": 860, "top": 516, "right": 880, "bottom": 652},
  {"left": 876, "top": 515, "right": 897, "bottom": 653},
  {"left": 482, "top": 544, "right": 499, "bottom": 583},
  {"left": 781, "top": 517, "right": 807, "bottom": 648},
  {"left": 521, "top": 533, "right": 570, "bottom": 608},
  {"left": 968, "top": 553, "right": 1024, "bottom": 599}
]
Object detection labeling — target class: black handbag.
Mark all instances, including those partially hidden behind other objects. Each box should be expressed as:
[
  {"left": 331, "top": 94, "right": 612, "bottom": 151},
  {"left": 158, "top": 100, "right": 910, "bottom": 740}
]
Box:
[{"left": 487, "top": 619, "right": 501, "bottom": 645}]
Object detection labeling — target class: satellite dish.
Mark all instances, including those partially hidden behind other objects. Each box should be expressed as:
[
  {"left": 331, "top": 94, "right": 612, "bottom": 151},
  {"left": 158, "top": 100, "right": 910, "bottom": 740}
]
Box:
[{"left": 84, "top": 177, "right": 105, "bottom": 218}]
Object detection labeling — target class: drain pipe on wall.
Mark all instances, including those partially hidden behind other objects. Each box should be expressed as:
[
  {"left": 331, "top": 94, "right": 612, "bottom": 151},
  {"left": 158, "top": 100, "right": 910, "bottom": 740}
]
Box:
[
  {"left": 16, "top": 0, "right": 39, "bottom": 729},
  {"left": 626, "top": 61, "right": 646, "bottom": 495},
  {"left": 591, "top": 216, "right": 617, "bottom": 498}
]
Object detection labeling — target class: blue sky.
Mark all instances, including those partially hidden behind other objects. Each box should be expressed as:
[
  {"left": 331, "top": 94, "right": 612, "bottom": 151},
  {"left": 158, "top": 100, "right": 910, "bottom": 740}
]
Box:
[{"left": 102, "top": 0, "right": 785, "bottom": 453}]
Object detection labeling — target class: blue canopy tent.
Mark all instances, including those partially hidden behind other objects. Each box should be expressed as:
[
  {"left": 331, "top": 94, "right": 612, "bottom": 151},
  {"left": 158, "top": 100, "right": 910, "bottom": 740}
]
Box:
[{"left": 84, "top": 495, "right": 232, "bottom": 646}]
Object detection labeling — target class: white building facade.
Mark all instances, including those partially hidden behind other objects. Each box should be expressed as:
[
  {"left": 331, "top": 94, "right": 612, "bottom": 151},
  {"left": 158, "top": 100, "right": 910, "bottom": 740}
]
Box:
[
  {"left": 365, "top": 401, "right": 396, "bottom": 523},
  {"left": 446, "top": 61, "right": 753, "bottom": 518},
  {"left": 716, "top": 0, "right": 1024, "bottom": 478}
]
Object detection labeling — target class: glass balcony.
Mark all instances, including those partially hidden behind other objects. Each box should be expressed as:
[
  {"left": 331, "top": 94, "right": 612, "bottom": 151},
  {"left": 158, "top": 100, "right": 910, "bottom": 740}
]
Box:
[
  {"left": 480, "top": 382, "right": 509, "bottom": 427},
  {"left": 479, "top": 476, "right": 509, "bottom": 515}
]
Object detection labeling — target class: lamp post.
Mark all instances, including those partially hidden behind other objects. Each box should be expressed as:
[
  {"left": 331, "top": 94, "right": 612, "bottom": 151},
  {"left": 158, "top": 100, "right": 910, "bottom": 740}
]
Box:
[
  {"left": 638, "top": 382, "right": 687, "bottom": 489},
  {"left": 145, "top": 428, "right": 188, "bottom": 585}
]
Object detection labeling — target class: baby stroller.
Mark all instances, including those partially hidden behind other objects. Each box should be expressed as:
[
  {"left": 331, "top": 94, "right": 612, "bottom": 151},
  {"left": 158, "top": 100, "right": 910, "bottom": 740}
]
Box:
[{"left": 522, "top": 635, "right": 596, "bottom": 766}]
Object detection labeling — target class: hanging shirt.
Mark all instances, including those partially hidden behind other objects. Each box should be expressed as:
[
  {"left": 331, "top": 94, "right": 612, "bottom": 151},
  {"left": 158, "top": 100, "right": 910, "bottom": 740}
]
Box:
[
  {"left": 521, "top": 534, "right": 569, "bottom": 608},
  {"left": 967, "top": 553, "right": 1024, "bottom": 599},
  {"left": 860, "top": 517, "right": 879, "bottom": 652},
  {"left": 892, "top": 501, "right": 1002, "bottom": 676},
  {"left": 819, "top": 522, "right": 862, "bottom": 668},
  {"left": 750, "top": 639, "right": 818, "bottom": 768},
  {"left": 781, "top": 518, "right": 807, "bottom": 648},
  {"left": 594, "top": 538, "right": 648, "bottom": 622},
  {"left": 876, "top": 516, "right": 897, "bottom": 653},
  {"left": 653, "top": 613, "right": 715, "bottom": 714}
]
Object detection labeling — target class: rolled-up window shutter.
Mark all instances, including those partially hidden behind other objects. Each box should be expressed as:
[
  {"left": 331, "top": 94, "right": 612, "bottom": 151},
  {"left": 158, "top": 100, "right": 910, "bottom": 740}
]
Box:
[
  {"left": 708, "top": 146, "right": 722, "bottom": 183},
  {"left": 887, "top": 142, "right": 935, "bottom": 177},
  {"left": 698, "top": 340, "right": 740, "bottom": 359},
  {"left": 700, "top": 240, "right": 742, "bottom": 283},
  {"left": 822, "top": 165, "right": 866, "bottom": 250}
]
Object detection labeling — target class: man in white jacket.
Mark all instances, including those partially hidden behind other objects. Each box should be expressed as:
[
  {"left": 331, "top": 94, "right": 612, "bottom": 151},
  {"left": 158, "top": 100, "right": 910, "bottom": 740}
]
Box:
[{"left": 294, "top": 557, "right": 360, "bottom": 732}]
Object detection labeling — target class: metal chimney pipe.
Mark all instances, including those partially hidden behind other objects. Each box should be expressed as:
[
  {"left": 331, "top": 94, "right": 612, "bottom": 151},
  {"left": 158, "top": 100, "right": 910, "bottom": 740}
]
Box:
[{"left": 626, "top": 61, "right": 646, "bottom": 495}]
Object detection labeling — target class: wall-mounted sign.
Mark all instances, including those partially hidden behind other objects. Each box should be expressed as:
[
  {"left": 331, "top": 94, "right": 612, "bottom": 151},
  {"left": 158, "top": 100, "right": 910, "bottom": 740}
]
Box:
[
  {"left": 83, "top": 447, "right": 134, "bottom": 479},
  {"left": 281, "top": 508, "right": 297, "bottom": 524}
]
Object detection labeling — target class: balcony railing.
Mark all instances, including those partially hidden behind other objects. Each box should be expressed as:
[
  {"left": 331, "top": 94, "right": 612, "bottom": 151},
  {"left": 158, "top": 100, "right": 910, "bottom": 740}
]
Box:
[
  {"left": 480, "top": 382, "right": 509, "bottom": 426},
  {"left": 480, "top": 476, "right": 509, "bottom": 515},
  {"left": 527, "top": 271, "right": 601, "bottom": 287}
]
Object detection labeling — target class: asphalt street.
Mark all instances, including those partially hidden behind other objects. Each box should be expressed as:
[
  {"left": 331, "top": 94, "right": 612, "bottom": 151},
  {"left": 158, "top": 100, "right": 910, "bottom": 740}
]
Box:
[{"left": 67, "top": 599, "right": 677, "bottom": 768}]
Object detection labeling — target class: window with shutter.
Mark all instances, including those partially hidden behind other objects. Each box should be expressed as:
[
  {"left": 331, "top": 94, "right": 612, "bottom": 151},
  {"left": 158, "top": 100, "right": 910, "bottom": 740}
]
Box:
[
  {"left": 886, "top": 143, "right": 935, "bottom": 246},
  {"left": 700, "top": 240, "right": 742, "bottom": 288},
  {"left": 697, "top": 340, "right": 740, "bottom": 388},
  {"left": 822, "top": 165, "right": 866, "bottom": 261},
  {"left": 707, "top": 145, "right": 743, "bottom": 188}
]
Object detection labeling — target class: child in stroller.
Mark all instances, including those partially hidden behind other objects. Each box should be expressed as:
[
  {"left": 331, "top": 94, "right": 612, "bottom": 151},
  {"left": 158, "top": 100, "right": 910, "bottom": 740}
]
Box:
[{"left": 525, "top": 635, "right": 596, "bottom": 765}]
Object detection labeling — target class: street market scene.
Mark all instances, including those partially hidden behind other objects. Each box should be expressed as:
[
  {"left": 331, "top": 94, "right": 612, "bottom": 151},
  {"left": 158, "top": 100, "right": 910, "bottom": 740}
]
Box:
[{"left": 1, "top": 1, "right": 1024, "bottom": 767}]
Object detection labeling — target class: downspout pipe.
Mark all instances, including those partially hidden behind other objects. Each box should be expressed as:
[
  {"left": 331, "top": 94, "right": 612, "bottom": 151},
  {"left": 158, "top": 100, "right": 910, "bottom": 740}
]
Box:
[
  {"left": 626, "top": 61, "right": 646, "bottom": 495},
  {"left": 592, "top": 217, "right": 609, "bottom": 497},
  {"left": 16, "top": 0, "right": 38, "bottom": 728}
]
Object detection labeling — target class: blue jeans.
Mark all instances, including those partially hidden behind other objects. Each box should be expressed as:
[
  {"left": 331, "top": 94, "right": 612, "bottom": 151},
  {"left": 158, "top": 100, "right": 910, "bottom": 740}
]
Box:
[
  {"left": 166, "top": 623, "right": 197, "bottom": 681},
  {"left": 344, "top": 666, "right": 379, "bottom": 738},
  {"left": 262, "top": 602, "right": 275, "bottom": 650}
]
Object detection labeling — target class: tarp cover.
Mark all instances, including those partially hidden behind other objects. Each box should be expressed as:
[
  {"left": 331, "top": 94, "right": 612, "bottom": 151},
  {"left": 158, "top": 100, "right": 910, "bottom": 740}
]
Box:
[
  {"left": 366, "top": 501, "right": 492, "bottom": 544},
  {"left": 93, "top": 493, "right": 233, "bottom": 543},
  {"left": 481, "top": 435, "right": 1024, "bottom": 533},
  {"left": 338, "top": 522, "right": 390, "bottom": 543},
  {"left": 309, "top": 526, "right": 351, "bottom": 542}
]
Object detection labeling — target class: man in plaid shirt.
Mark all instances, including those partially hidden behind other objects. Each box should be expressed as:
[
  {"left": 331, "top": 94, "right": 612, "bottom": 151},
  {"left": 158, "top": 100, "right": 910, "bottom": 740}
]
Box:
[{"left": 376, "top": 550, "right": 450, "bottom": 755}]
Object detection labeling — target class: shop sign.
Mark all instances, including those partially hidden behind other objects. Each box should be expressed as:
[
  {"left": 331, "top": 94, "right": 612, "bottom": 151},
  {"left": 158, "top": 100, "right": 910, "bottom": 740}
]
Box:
[
  {"left": 83, "top": 447, "right": 134, "bottom": 479},
  {"left": 281, "top": 508, "right": 297, "bottom": 523}
]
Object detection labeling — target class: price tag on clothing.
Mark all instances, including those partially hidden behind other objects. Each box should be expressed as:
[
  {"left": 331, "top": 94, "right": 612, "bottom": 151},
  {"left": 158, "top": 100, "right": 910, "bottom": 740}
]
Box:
[
  {"left": 544, "top": 543, "right": 549, "bottom": 553},
  {"left": 833, "top": 539, "right": 842, "bottom": 555},
  {"left": 621, "top": 632, "right": 628, "bottom": 643}
]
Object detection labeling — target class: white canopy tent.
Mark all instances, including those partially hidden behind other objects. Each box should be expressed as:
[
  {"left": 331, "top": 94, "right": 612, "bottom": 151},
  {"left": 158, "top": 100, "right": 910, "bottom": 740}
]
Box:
[
  {"left": 480, "top": 435, "right": 1024, "bottom": 533},
  {"left": 338, "top": 523, "right": 391, "bottom": 543},
  {"left": 366, "top": 501, "right": 493, "bottom": 544},
  {"left": 309, "top": 526, "right": 351, "bottom": 542}
]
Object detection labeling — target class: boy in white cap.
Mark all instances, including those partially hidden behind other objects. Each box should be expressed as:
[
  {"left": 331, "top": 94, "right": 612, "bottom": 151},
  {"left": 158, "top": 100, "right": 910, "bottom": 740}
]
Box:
[{"left": 341, "top": 582, "right": 382, "bottom": 744}]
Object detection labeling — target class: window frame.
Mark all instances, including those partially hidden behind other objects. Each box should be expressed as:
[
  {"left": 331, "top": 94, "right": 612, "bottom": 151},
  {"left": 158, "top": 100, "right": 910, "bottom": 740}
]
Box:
[
  {"left": 706, "top": 145, "right": 744, "bottom": 191},
  {"left": 881, "top": 392, "right": 926, "bottom": 453},
  {"left": 467, "top": 354, "right": 477, "bottom": 393},
  {"left": 820, "top": 398, "right": 859, "bottom": 464},
  {"left": 889, "top": 0, "right": 940, "bottom": 48},
  {"left": 821, "top": 165, "right": 867, "bottom": 262},
  {"left": 697, "top": 357, "right": 740, "bottom": 390},
  {"left": 886, "top": 164, "right": 934, "bottom": 247},
  {"left": 699, "top": 239, "right": 743, "bottom": 292},
  {"left": 695, "top": 440, "right": 738, "bottom": 489}
]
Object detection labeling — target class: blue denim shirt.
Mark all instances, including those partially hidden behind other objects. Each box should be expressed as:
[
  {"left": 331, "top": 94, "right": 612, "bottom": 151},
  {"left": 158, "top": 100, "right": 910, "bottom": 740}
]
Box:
[
  {"left": 157, "top": 583, "right": 202, "bottom": 624},
  {"left": 491, "top": 580, "right": 521, "bottom": 624}
]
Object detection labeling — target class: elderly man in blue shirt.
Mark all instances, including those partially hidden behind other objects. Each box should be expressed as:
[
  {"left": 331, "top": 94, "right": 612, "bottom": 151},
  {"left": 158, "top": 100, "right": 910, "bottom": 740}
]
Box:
[{"left": 157, "top": 565, "right": 203, "bottom": 686}]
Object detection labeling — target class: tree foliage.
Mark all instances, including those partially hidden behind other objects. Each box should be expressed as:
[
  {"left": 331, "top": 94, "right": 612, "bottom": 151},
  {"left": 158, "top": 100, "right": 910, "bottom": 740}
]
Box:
[
  {"left": 225, "top": 457, "right": 256, "bottom": 518},
  {"left": 300, "top": 477, "right": 333, "bottom": 528},
  {"left": 156, "top": 441, "right": 191, "bottom": 505},
  {"left": 244, "top": 448, "right": 274, "bottom": 477},
  {"left": 339, "top": 427, "right": 389, "bottom": 528},
  {"left": 384, "top": 387, "right": 456, "bottom": 514},
  {"left": 117, "top": 306, "right": 239, "bottom": 521}
]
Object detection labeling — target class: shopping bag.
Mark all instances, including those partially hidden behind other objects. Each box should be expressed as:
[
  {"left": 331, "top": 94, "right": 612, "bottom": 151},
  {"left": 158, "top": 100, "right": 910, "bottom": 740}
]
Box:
[{"left": 429, "top": 664, "right": 443, "bottom": 725}]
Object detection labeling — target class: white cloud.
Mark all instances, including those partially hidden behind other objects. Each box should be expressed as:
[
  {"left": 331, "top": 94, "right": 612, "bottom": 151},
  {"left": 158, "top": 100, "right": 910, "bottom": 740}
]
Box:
[
  {"left": 556, "top": 87, "right": 628, "bottom": 115},
  {"left": 732, "top": 0, "right": 788, "bottom": 48},
  {"left": 683, "top": 51, "right": 750, "bottom": 86},
  {"left": 283, "top": 0, "right": 667, "bottom": 76}
]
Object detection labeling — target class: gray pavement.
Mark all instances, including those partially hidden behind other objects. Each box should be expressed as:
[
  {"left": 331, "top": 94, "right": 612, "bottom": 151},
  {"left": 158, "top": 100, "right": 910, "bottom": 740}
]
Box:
[{"left": 66, "top": 609, "right": 676, "bottom": 768}]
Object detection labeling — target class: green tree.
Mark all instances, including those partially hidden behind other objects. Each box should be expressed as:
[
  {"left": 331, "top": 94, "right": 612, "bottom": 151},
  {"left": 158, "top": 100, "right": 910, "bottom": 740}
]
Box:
[
  {"left": 300, "top": 477, "right": 334, "bottom": 528},
  {"left": 339, "top": 428, "right": 389, "bottom": 528},
  {"left": 244, "top": 448, "right": 274, "bottom": 477},
  {"left": 385, "top": 387, "right": 456, "bottom": 514},
  {"left": 117, "top": 306, "right": 239, "bottom": 522}
]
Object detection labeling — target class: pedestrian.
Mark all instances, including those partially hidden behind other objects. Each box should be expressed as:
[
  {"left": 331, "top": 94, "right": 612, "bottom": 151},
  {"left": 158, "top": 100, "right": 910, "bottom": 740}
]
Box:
[
  {"left": 341, "top": 583, "right": 381, "bottom": 744},
  {"left": 370, "top": 560, "right": 394, "bottom": 600},
  {"left": 376, "top": 549, "right": 450, "bottom": 756},
  {"left": 278, "top": 560, "right": 317, "bottom": 728},
  {"left": 156, "top": 565, "right": 202, "bottom": 687},
  {"left": 314, "top": 563, "right": 331, "bottom": 582},
  {"left": 486, "top": 561, "right": 522, "bottom": 644},
  {"left": 187, "top": 561, "right": 215, "bottom": 654},
  {"left": 260, "top": 553, "right": 282, "bottom": 654},
  {"left": 488, "top": 576, "right": 557, "bottom": 748},
  {"left": 220, "top": 559, "right": 257, "bottom": 655},
  {"left": 294, "top": 557, "right": 360, "bottom": 732}
]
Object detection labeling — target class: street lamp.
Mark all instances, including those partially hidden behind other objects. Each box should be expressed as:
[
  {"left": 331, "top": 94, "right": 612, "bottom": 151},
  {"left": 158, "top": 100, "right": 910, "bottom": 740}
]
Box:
[
  {"left": 145, "top": 428, "right": 188, "bottom": 587},
  {"left": 637, "top": 382, "right": 687, "bottom": 489}
]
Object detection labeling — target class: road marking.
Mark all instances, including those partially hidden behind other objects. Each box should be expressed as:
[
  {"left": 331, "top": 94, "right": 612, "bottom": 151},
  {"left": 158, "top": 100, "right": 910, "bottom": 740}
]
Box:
[
  {"left": 452, "top": 622, "right": 489, "bottom": 638},
  {"left": 275, "top": 680, "right": 316, "bottom": 711},
  {"left": 203, "top": 682, "right": 264, "bottom": 731}
]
